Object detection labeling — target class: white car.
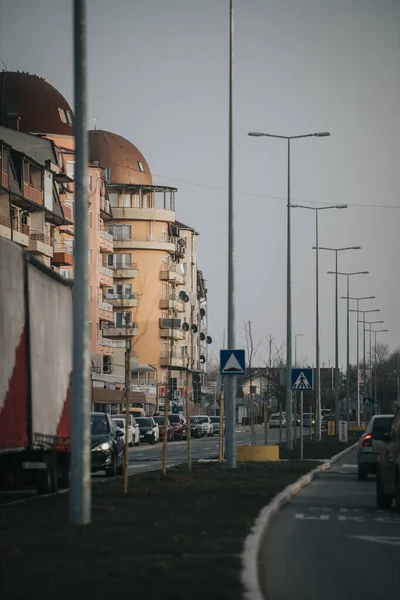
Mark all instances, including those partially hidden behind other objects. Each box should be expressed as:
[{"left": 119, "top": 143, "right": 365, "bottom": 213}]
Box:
[
  {"left": 197, "top": 415, "right": 214, "bottom": 437},
  {"left": 269, "top": 413, "right": 286, "bottom": 428},
  {"left": 111, "top": 415, "right": 140, "bottom": 447}
]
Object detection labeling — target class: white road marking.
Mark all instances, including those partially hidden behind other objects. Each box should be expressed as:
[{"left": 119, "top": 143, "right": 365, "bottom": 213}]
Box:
[
  {"left": 295, "top": 514, "right": 330, "bottom": 521},
  {"left": 349, "top": 535, "right": 400, "bottom": 546},
  {"left": 338, "top": 515, "right": 365, "bottom": 522}
]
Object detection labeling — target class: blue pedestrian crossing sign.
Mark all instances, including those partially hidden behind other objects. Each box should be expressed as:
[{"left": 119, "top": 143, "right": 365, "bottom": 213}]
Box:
[
  {"left": 291, "top": 368, "right": 313, "bottom": 391},
  {"left": 220, "top": 349, "right": 246, "bottom": 375}
]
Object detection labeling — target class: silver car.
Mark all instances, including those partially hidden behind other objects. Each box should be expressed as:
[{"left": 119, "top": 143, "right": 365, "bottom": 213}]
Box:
[{"left": 357, "top": 414, "right": 394, "bottom": 480}]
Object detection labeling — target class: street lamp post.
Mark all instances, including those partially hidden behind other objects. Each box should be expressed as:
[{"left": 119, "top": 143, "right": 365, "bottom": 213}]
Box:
[
  {"left": 319, "top": 246, "right": 361, "bottom": 429},
  {"left": 372, "top": 329, "right": 388, "bottom": 406},
  {"left": 363, "top": 320, "right": 385, "bottom": 398},
  {"left": 347, "top": 296, "right": 375, "bottom": 425},
  {"left": 248, "top": 130, "right": 330, "bottom": 449},
  {"left": 334, "top": 272, "right": 368, "bottom": 428},
  {"left": 293, "top": 204, "right": 347, "bottom": 441},
  {"left": 351, "top": 309, "right": 380, "bottom": 416},
  {"left": 295, "top": 333, "right": 304, "bottom": 367}
]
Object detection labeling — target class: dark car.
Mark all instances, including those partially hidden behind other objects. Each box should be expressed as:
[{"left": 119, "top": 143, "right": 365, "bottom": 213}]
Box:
[
  {"left": 153, "top": 415, "right": 175, "bottom": 441},
  {"left": 190, "top": 416, "right": 202, "bottom": 438},
  {"left": 90, "top": 412, "right": 124, "bottom": 477},
  {"left": 136, "top": 417, "right": 159, "bottom": 444},
  {"left": 209, "top": 416, "right": 221, "bottom": 435},
  {"left": 358, "top": 414, "right": 393, "bottom": 479},
  {"left": 168, "top": 414, "right": 187, "bottom": 440},
  {"left": 376, "top": 407, "right": 400, "bottom": 510}
]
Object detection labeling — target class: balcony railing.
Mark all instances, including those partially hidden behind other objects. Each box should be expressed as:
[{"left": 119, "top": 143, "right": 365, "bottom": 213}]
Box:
[
  {"left": 53, "top": 242, "right": 74, "bottom": 254},
  {"left": 0, "top": 214, "right": 30, "bottom": 235},
  {"left": 105, "top": 293, "right": 138, "bottom": 300},
  {"left": 108, "top": 321, "right": 139, "bottom": 330},
  {"left": 109, "top": 262, "right": 138, "bottom": 271},
  {"left": 30, "top": 231, "right": 52, "bottom": 246},
  {"left": 113, "top": 233, "right": 174, "bottom": 244},
  {"left": 1, "top": 169, "right": 9, "bottom": 187},
  {"left": 99, "top": 301, "right": 113, "bottom": 312},
  {"left": 161, "top": 351, "right": 184, "bottom": 360},
  {"left": 99, "top": 337, "right": 125, "bottom": 348},
  {"left": 100, "top": 196, "right": 111, "bottom": 214},
  {"left": 100, "top": 230, "right": 113, "bottom": 242},
  {"left": 62, "top": 203, "right": 73, "bottom": 221},
  {"left": 100, "top": 265, "right": 113, "bottom": 277},
  {"left": 161, "top": 264, "right": 184, "bottom": 275},
  {"left": 23, "top": 182, "right": 43, "bottom": 205}
]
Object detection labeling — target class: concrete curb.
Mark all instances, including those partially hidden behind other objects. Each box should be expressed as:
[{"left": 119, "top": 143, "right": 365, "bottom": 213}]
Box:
[{"left": 240, "top": 443, "right": 357, "bottom": 600}]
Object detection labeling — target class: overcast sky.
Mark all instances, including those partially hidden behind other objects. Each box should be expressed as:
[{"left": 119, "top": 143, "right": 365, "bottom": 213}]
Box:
[{"left": 1, "top": 0, "right": 399, "bottom": 368}]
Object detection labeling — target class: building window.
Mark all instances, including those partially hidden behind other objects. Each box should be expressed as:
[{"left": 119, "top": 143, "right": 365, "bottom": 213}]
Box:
[
  {"left": 161, "top": 371, "right": 167, "bottom": 383},
  {"left": 109, "top": 192, "right": 118, "bottom": 207},
  {"left": 112, "top": 224, "right": 131, "bottom": 240},
  {"left": 162, "top": 255, "right": 168, "bottom": 265},
  {"left": 88, "top": 174, "right": 92, "bottom": 191},
  {"left": 105, "top": 167, "right": 111, "bottom": 182},
  {"left": 162, "top": 284, "right": 167, "bottom": 300},
  {"left": 162, "top": 342, "right": 168, "bottom": 354},
  {"left": 65, "top": 110, "right": 73, "bottom": 125},
  {"left": 88, "top": 249, "right": 92, "bottom": 265},
  {"left": 66, "top": 161, "right": 74, "bottom": 177},
  {"left": 88, "top": 211, "right": 92, "bottom": 228},
  {"left": 138, "top": 161, "right": 144, "bottom": 173},
  {"left": 133, "top": 194, "right": 140, "bottom": 208},
  {"left": 143, "top": 195, "right": 148, "bottom": 209},
  {"left": 58, "top": 108, "right": 67, "bottom": 123},
  {"left": 116, "top": 311, "right": 132, "bottom": 327},
  {"left": 180, "top": 345, "right": 186, "bottom": 358},
  {"left": 107, "top": 254, "right": 114, "bottom": 267},
  {"left": 161, "top": 226, "right": 167, "bottom": 241},
  {"left": 162, "top": 312, "right": 167, "bottom": 319},
  {"left": 122, "top": 193, "right": 131, "bottom": 208},
  {"left": 88, "top": 322, "right": 92, "bottom": 339},
  {"left": 88, "top": 286, "right": 92, "bottom": 301}
]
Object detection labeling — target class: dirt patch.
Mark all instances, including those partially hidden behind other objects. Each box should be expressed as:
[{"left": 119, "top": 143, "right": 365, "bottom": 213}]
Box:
[
  {"left": 279, "top": 438, "right": 355, "bottom": 460},
  {"left": 0, "top": 461, "right": 316, "bottom": 600}
]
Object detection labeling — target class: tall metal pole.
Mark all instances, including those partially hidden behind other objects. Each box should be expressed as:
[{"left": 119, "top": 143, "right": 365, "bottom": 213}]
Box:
[
  {"left": 374, "top": 332, "right": 377, "bottom": 404},
  {"left": 346, "top": 275, "right": 350, "bottom": 428},
  {"left": 70, "top": 0, "right": 90, "bottom": 525},
  {"left": 286, "top": 137, "right": 293, "bottom": 449},
  {"left": 123, "top": 339, "right": 131, "bottom": 493},
  {"left": 363, "top": 311, "right": 366, "bottom": 411},
  {"left": 225, "top": 0, "right": 236, "bottom": 468},
  {"left": 356, "top": 299, "right": 360, "bottom": 425},
  {"left": 335, "top": 251, "right": 339, "bottom": 430},
  {"left": 397, "top": 353, "right": 400, "bottom": 407},
  {"left": 315, "top": 210, "right": 321, "bottom": 441},
  {"left": 369, "top": 323, "right": 373, "bottom": 400}
]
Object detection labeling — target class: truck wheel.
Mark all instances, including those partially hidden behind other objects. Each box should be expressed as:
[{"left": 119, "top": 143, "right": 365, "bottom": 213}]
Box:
[{"left": 36, "top": 455, "right": 58, "bottom": 495}]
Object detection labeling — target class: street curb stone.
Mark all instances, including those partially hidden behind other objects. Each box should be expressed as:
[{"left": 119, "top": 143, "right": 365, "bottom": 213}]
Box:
[{"left": 240, "top": 443, "right": 357, "bottom": 600}]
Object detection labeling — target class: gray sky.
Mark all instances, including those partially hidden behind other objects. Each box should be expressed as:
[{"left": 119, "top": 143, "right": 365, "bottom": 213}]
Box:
[{"left": 1, "top": 0, "right": 399, "bottom": 368}]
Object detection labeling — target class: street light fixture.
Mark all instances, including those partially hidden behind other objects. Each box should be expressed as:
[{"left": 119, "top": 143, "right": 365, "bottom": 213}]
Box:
[
  {"left": 292, "top": 204, "right": 347, "bottom": 441},
  {"left": 360, "top": 320, "right": 385, "bottom": 400},
  {"left": 350, "top": 309, "right": 380, "bottom": 407},
  {"left": 329, "top": 271, "right": 368, "bottom": 427},
  {"left": 318, "top": 246, "right": 361, "bottom": 428},
  {"left": 343, "top": 296, "right": 375, "bottom": 424},
  {"left": 248, "top": 130, "right": 330, "bottom": 449}
]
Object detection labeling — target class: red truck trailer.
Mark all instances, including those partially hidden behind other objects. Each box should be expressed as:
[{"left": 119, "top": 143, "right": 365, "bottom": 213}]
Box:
[{"left": 0, "top": 237, "right": 72, "bottom": 494}]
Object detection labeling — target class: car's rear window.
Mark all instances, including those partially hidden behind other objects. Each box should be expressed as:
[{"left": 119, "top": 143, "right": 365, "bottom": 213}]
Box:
[
  {"left": 168, "top": 414, "right": 180, "bottom": 423},
  {"left": 372, "top": 417, "right": 393, "bottom": 438}
]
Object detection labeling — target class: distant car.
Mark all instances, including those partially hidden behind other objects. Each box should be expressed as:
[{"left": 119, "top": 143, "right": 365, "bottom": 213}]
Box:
[
  {"left": 376, "top": 408, "right": 400, "bottom": 510},
  {"left": 303, "top": 413, "right": 315, "bottom": 428},
  {"left": 153, "top": 415, "right": 175, "bottom": 442},
  {"left": 358, "top": 414, "right": 393, "bottom": 480},
  {"left": 190, "top": 416, "right": 202, "bottom": 438},
  {"left": 90, "top": 412, "right": 124, "bottom": 477},
  {"left": 209, "top": 416, "right": 221, "bottom": 435},
  {"left": 111, "top": 415, "right": 136, "bottom": 447},
  {"left": 197, "top": 415, "right": 214, "bottom": 436},
  {"left": 269, "top": 413, "right": 285, "bottom": 428},
  {"left": 136, "top": 417, "right": 159, "bottom": 444},
  {"left": 168, "top": 414, "right": 187, "bottom": 440}
]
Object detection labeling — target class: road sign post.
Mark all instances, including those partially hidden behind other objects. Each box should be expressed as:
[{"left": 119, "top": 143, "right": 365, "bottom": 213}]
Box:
[
  {"left": 292, "top": 369, "right": 313, "bottom": 461},
  {"left": 220, "top": 349, "right": 245, "bottom": 467}
]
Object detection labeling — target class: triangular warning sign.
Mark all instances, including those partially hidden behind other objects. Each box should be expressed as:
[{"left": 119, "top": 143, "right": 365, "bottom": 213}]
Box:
[
  {"left": 222, "top": 353, "right": 243, "bottom": 373},
  {"left": 292, "top": 371, "right": 312, "bottom": 390}
]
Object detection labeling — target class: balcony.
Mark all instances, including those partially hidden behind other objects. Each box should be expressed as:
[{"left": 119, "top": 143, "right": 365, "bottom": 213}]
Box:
[
  {"left": 1, "top": 169, "right": 9, "bottom": 187},
  {"left": 160, "top": 328, "right": 184, "bottom": 341},
  {"left": 113, "top": 233, "right": 176, "bottom": 253},
  {"left": 159, "top": 293, "right": 185, "bottom": 312},
  {"left": 160, "top": 352, "right": 185, "bottom": 368},
  {"left": 160, "top": 264, "right": 185, "bottom": 285},
  {"left": 99, "top": 229, "right": 113, "bottom": 253},
  {"left": 111, "top": 207, "right": 175, "bottom": 223},
  {"left": 99, "top": 265, "right": 113, "bottom": 287},
  {"left": 0, "top": 214, "right": 30, "bottom": 247},
  {"left": 104, "top": 293, "right": 139, "bottom": 308},
  {"left": 110, "top": 263, "right": 139, "bottom": 279},
  {"left": 61, "top": 202, "right": 73, "bottom": 222},
  {"left": 99, "top": 337, "right": 126, "bottom": 348},
  {"left": 52, "top": 243, "right": 74, "bottom": 266},
  {"left": 29, "top": 231, "right": 53, "bottom": 258},
  {"left": 99, "top": 301, "right": 114, "bottom": 323},
  {"left": 102, "top": 322, "right": 139, "bottom": 338},
  {"left": 23, "top": 182, "right": 43, "bottom": 205},
  {"left": 100, "top": 196, "right": 112, "bottom": 219}
]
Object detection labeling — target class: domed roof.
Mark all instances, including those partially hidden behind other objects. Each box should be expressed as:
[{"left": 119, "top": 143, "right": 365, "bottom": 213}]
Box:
[
  {"left": 0, "top": 71, "right": 74, "bottom": 135},
  {"left": 88, "top": 130, "right": 152, "bottom": 186}
]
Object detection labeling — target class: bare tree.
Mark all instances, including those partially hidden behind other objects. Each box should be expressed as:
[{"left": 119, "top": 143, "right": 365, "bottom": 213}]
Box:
[{"left": 244, "top": 321, "right": 261, "bottom": 445}]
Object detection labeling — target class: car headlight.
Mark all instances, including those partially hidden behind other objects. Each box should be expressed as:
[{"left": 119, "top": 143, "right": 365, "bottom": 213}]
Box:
[{"left": 93, "top": 442, "right": 111, "bottom": 452}]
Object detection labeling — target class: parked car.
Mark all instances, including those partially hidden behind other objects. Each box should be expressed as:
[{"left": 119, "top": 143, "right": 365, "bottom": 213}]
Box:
[
  {"left": 153, "top": 415, "right": 175, "bottom": 441},
  {"left": 209, "top": 416, "right": 221, "bottom": 435},
  {"left": 197, "top": 415, "right": 214, "bottom": 436},
  {"left": 376, "top": 407, "right": 400, "bottom": 510},
  {"left": 90, "top": 412, "right": 124, "bottom": 477},
  {"left": 136, "top": 417, "right": 159, "bottom": 444},
  {"left": 190, "top": 416, "right": 202, "bottom": 438},
  {"left": 357, "top": 414, "right": 393, "bottom": 480},
  {"left": 168, "top": 413, "right": 187, "bottom": 440},
  {"left": 111, "top": 415, "right": 136, "bottom": 447},
  {"left": 303, "top": 413, "right": 315, "bottom": 428},
  {"left": 269, "top": 413, "right": 286, "bottom": 428}
]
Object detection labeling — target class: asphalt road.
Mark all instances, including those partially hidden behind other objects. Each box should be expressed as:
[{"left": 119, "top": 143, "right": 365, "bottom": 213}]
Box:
[{"left": 259, "top": 448, "right": 400, "bottom": 600}]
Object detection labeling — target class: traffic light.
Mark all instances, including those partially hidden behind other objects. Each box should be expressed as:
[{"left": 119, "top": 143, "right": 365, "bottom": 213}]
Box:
[{"left": 193, "top": 373, "right": 201, "bottom": 404}]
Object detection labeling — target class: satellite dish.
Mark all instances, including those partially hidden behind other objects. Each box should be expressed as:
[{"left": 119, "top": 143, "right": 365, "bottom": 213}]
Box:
[
  {"left": 200, "top": 355, "right": 206, "bottom": 363},
  {"left": 200, "top": 308, "right": 206, "bottom": 318},
  {"left": 206, "top": 336, "right": 213, "bottom": 344},
  {"left": 184, "top": 294, "right": 190, "bottom": 303},
  {"left": 182, "top": 322, "right": 190, "bottom": 332},
  {"left": 200, "top": 332, "right": 206, "bottom": 341},
  {"left": 191, "top": 324, "right": 198, "bottom": 333},
  {"left": 179, "top": 290, "right": 187, "bottom": 301},
  {"left": 193, "top": 373, "right": 201, "bottom": 383}
]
